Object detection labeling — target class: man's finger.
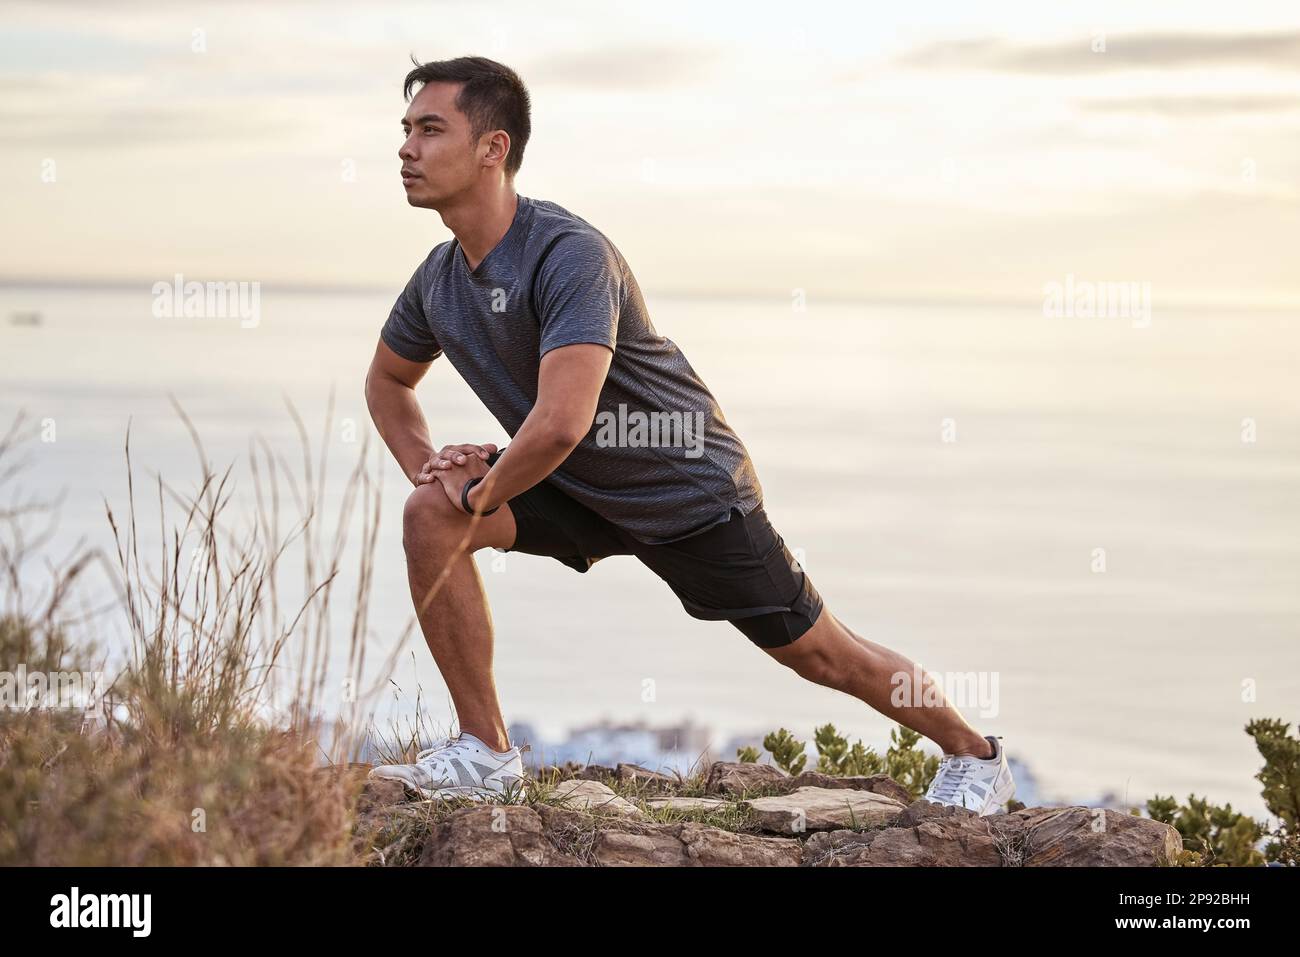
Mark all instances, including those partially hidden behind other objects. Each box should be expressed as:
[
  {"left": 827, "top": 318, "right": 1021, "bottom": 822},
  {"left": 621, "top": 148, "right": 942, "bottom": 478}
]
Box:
[
  {"left": 439, "top": 443, "right": 497, "bottom": 463},
  {"left": 427, "top": 442, "right": 496, "bottom": 474}
]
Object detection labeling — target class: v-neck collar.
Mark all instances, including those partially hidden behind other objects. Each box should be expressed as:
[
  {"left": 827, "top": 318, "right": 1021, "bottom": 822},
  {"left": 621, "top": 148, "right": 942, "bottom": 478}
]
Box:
[{"left": 457, "top": 193, "right": 528, "bottom": 277}]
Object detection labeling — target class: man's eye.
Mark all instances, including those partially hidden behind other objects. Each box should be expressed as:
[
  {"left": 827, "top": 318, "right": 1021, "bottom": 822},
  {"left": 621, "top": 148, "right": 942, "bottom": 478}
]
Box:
[{"left": 424, "top": 126, "right": 437, "bottom": 134}]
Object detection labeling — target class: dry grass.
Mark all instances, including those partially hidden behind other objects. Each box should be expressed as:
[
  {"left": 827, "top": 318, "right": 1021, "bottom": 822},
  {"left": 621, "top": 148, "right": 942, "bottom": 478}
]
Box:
[{"left": 0, "top": 400, "right": 414, "bottom": 866}]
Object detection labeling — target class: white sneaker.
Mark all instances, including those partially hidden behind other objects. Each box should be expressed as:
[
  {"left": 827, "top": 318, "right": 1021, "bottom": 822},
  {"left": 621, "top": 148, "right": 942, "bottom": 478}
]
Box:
[
  {"left": 923, "top": 735, "right": 1016, "bottom": 816},
  {"left": 367, "top": 732, "right": 528, "bottom": 801}
]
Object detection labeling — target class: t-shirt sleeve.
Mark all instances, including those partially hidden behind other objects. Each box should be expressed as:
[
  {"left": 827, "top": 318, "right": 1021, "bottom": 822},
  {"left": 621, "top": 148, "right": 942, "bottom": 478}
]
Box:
[
  {"left": 380, "top": 257, "right": 442, "bottom": 363},
  {"left": 533, "top": 231, "right": 624, "bottom": 358}
]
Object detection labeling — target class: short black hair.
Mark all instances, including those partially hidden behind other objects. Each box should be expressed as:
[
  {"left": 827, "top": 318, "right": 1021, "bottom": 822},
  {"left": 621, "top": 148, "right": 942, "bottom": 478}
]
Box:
[{"left": 403, "top": 55, "right": 532, "bottom": 178}]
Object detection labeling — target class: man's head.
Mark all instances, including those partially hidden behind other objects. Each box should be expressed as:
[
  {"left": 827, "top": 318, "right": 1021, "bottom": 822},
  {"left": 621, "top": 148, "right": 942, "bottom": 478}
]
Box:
[{"left": 398, "top": 56, "right": 531, "bottom": 207}]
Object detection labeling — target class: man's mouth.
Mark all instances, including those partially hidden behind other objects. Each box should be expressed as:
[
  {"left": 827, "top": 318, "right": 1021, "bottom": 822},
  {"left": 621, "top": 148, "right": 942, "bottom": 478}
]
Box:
[{"left": 401, "top": 168, "right": 422, "bottom": 185}]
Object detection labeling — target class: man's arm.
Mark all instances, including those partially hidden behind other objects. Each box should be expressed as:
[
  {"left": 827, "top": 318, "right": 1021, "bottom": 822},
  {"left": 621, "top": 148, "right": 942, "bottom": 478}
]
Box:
[
  {"left": 365, "top": 338, "right": 439, "bottom": 485},
  {"left": 462, "top": 343, "right": 612, "bottom": 513}
]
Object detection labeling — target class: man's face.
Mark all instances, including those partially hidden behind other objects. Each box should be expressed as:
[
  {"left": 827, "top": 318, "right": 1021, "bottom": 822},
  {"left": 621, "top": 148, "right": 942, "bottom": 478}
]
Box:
[{"left": 398, "top": 82, "right": 480, "bottom": 207}]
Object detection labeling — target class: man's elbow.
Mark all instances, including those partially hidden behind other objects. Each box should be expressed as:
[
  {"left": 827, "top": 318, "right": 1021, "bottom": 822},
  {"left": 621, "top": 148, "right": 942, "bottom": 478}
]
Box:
[
  {"left": 363, "top": 369, "right": 381, "bottom": 414},
  {"left": 539, "top": 416, "right": 589, "bottom": 451}
]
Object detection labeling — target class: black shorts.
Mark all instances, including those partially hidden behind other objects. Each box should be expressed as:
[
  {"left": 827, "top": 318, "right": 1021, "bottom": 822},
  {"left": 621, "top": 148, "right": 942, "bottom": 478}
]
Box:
[{"left": 484, "top": 449, "right": 824, "bottom": 648}]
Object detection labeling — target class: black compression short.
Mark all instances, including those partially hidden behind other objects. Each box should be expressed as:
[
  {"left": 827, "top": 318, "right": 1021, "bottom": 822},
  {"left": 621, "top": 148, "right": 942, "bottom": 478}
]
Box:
[{"left": 483, "top": 449, "right": 824, "bottom": 648}]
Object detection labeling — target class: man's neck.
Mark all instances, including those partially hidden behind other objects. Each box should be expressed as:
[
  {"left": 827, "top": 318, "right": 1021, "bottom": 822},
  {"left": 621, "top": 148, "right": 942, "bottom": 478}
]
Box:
[{"left": 440, "top": 186, "right": 519, "bottom": 272}]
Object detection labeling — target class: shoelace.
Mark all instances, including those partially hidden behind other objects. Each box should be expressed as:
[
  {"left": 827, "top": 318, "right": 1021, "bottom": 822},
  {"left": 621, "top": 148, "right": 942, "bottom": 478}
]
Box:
[
  {"left": 414, "top": 735, "right": 461, "bottom": 764},
  {"left": 928, "top": 757, "right": 978, "bottom": 802}
]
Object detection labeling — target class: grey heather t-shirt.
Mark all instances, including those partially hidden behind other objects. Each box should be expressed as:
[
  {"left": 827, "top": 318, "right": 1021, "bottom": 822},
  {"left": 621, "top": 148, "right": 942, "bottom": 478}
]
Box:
[{"left": 380, "top": 193, "right": 763, "bottom": 544}]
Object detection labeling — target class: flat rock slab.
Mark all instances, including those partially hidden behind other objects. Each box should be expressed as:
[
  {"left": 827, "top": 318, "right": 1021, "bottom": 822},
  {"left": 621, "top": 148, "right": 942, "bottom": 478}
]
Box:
[
  {"left": 744, "top": 786, "right": 907, "bottom": 834},
  {"left": 782, "top": 771, "right": 914, "bottom": 806},
  {"left": 548, "top": 779, "right": 644, "bottom": 819},
  {"left": 646, "top": 796, "right": 732, "bottom": 813}
]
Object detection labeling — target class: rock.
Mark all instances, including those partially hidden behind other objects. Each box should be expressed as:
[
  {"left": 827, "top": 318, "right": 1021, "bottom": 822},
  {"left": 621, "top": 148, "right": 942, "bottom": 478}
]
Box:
[
  {"left": 893, "top": 799, "right": 976, "bottom": 829},
  {"left": 574, "top": 764, "right": 618, "bottom": 782},
  {"left": 616, "top": 763, "right": 680, "bottom": 792},
  {"left": 678, "top": 823, "right": 800, "bottom": 866},
  {"left": 1011, "top": 806, "right": 1183, "bottom": 867},
  {"left": 744, "top": 786, "right": 907, "bottom": 834},
  {"left": 592, "top": 827, "right": 695, "bottom": 866},
  {"left": 802, "top": 829, "right": 876, "bottom": 866},
  {"left": 534, "top": 804, "right": 797, "bottom": 866},
  {"left": 548, "top": 779, "right": 644, "bottom": 819},
  {"left": 704, "top": 761, "right": 789, "bottom": 796},
  {"left": 419, "top": 805, "right": 580, "bottom": 866},
  {"left": 804, "top": 800, "right": 1182, "bottom": 867},
  {"left": 646, "top": 796, "right": 732, "bottom": 813},
  {"left": 805, "top": 801, "right": 1003, "bottom": 866},
  {"left": 783, "top": 771, "right": 914, "bottom": 806},
  {"left": 356, "top": 776, "right": 409, "bottom": 814}
]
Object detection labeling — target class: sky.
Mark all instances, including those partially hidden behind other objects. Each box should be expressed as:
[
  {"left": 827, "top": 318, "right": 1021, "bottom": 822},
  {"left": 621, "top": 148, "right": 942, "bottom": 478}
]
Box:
[{"left": 2, "top": 0, "right": 1299, "bottom": 306}]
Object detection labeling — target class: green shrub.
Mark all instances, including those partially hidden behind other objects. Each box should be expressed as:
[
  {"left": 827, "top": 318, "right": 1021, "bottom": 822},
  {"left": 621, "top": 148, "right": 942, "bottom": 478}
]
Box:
[
  {"left": 1247, "top": 718, "right": 1300, "bottom": 864},
  {"left": 759, "top": 723, "right": 939, "bottom": 800},
  {"left": 1146, "top": 793, "right": 1266, "bottom": 867},
  {"left": 762, "top": 727, "right": 807, "bottom": 775}
]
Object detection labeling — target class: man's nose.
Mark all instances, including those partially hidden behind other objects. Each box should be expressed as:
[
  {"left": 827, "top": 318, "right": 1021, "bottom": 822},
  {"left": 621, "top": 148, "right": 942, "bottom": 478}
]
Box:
[{"left": 398, "top": 137, "right": 416, "bottom": 161}]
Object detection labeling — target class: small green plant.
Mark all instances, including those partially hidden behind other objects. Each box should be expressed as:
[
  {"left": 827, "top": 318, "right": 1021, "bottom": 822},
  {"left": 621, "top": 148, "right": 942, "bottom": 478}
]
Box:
[
  {"left": 735, "top": 745, "right": 760, "bottom": 763},
  {"left": 757, "top": 723, "right": 940, "bottom": 800},
  {"left": 814, "top": 723, "right": 879, "bottom": 776},
  {"left": 762, "top": 728, "right": 807, "bottom": 775},
  {"left": 814, "top": 723, "right": 940, "bottom": 800},
  {"left": 1144, "top": 719, "right": 1299, "bottom": 866},
  {"left": 1248, "top": 718, "right": 1300, "bottom": 864},
  {"left": 1146, "top": 794, "right": 1266, "bottom": 867}
]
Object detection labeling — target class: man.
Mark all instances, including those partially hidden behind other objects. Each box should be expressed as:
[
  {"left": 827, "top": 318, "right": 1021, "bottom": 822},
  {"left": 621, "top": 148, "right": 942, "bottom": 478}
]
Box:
[{"left": 365, "top": 56, "right": 1015, "bottom": 814}]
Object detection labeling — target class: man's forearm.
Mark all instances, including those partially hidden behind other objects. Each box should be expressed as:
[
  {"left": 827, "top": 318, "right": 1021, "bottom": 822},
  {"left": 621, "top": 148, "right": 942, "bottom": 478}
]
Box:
[
  {"left": 466, "top": 410, "right": 582, "bottom": 512},
  {"left": 366, "top": 373, "right": 435, "bottom": 484}
]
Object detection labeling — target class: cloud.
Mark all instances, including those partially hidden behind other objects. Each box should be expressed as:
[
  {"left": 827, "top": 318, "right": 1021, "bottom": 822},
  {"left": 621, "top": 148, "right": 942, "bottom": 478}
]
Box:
[
  {"left": 525, "top": 45, "right": 720, "bottom": 89},
  {"left": 1078, "top": 95, "right": 1300, "bottom": 116},
  {"left": 901, "top": 32, "right": 1300, "bottom": 74},
  {"left": 0, "top": 105, "right": 288, "bottom": 147}
]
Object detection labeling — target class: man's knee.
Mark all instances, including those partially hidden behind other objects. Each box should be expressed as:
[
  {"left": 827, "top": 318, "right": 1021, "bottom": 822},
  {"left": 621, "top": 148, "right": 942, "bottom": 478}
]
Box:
[
  {"left": 762, "top": 607, "right": 841, "bottom": 685},
  {"left": 776, "top": 643, "right": 839, "bottom": 686},
  {"left": 402, "top": 483, "right": 470, "bottom": 556}
]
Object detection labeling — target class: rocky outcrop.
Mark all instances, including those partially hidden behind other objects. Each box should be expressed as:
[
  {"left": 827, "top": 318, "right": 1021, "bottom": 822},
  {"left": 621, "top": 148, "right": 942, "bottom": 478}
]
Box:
[
  {"left": 352, "top": 762, "right": 1183, "bottom": 868},
  {"left": 802, "top": 800, "right": 1184, "bottom": 867},
  {"left": 535, "top": 805, "right": 800, "bottom": 866}
]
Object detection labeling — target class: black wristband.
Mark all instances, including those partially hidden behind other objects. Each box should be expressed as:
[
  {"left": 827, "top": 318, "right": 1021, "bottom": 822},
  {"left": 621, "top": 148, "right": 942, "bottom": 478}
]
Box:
[{"left": 461, "top": 477, "right": 499, "bottom": 516}]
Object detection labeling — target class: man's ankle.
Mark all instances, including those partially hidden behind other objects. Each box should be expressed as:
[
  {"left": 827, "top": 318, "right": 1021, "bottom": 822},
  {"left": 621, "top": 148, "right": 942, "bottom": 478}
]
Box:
[
  {"left": 954, "top": 735, "right": 995, "bottom": 760},
  {"left": 462, "top": 729, "right": 511, "bottom": 753}
]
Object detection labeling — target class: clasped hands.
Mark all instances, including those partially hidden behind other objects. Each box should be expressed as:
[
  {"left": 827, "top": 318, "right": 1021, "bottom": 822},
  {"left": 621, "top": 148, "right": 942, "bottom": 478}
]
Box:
[{"left": 414, "top": 442, "right": 500, "bottom": 515}]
